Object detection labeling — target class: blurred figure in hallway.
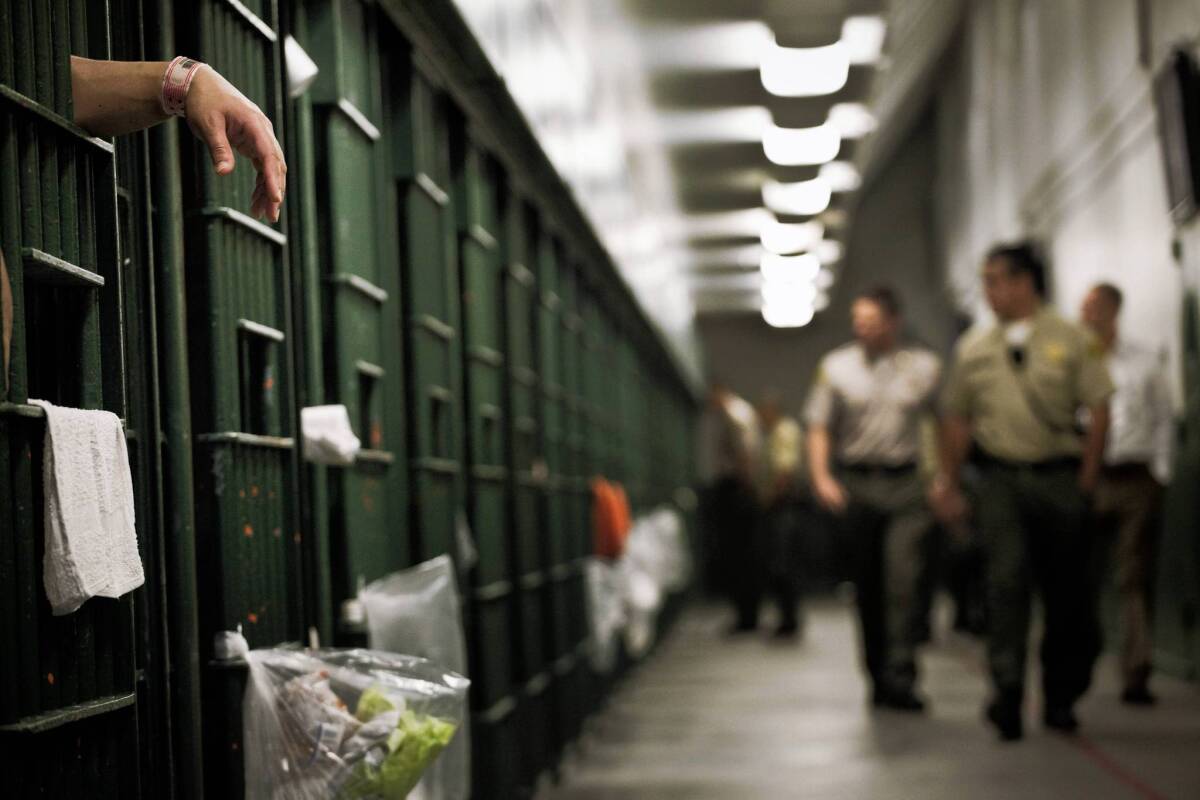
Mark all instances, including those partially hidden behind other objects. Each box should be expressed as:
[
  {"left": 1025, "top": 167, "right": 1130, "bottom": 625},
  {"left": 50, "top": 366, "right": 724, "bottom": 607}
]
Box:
[
  {"left": 700, "top": 383, "right": 764, "bottom": 633},
  {"left": 933, "top": 243, "right": 1112, "bottom": 741},
  {"left": 759, "top": 391, "right": 805, "bottom": 639},
  {"left": 806, "top": 287, "right": 941, "bottom": 711},
  {"left": 1081, "top": 283, "right": 1173, "bottom": 706}
]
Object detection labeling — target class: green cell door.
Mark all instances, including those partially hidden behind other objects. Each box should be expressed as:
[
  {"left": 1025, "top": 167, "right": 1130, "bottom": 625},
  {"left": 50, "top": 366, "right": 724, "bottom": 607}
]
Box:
[
  {"left": 303, "top": 0, "right": 409, "bottom": 635},
  {"left": 0, "top": 2, "right": 168, "bottom": 795},
  {"left": 452, "top": 128, "right": 522, "bottom": 798},
  {"left": 175, "top": 2, "right": 303, "bottom": 795}
]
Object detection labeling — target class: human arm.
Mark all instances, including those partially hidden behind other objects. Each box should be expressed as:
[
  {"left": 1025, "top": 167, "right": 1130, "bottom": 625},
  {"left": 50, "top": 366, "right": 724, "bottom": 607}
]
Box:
[
  {"left": 806, "top": 424, "right": 847, "bottom": 514},
  {"left": 929, "top": 414, "right": 971, "bottom": 524},
  {"left": 70, "top": 56, "right": 286, "bottom": 222},
  {"left": 1078, "top": 403, "right": 1109, "bottom": 494}
]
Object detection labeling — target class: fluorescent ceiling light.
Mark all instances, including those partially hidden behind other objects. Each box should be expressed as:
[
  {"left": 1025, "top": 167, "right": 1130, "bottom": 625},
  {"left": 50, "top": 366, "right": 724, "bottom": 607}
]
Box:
[
  {"left": 653, "top": 107, "right": 771, "bottom": 145},
  {"left": 642, "top": 22, "right": 772, "bottom": 71},
  {"left": 760, "top": 41, "right": 849, "bottom": 97},
  {"left": 763, "top": 178, "right": 833, "bottom": 216},
  {"left": 827, "top": 103, "right": 877, "bottom": 139},
  {"left": 816, "top": 240, "right": 844, "bottom": 264},
  {"left": 761, "top": 219, "right": 824, "bottom": 255},
  {"left": 763, "top": 303, "right": 815, "bottom": 328},
  {"left": 819, "top": 209, "right": 849, "bottom": 229},
  {"left": 763, "top": 123, "right": 841, "bottom": 166},
  {"left": 691, "top": 245, "right": 763, "bottom": 269},
  {"left": 819, "top": 161, "right": 862, "bottom": 193},
  {"left": 678, "top": 209, "right": 775, "bottom": 239},
  {"left": 761, "top": 253, "right": 821, "bottom": 285},
  {"left": 841, "top": 16, "right": 887, "bottom": 65}
]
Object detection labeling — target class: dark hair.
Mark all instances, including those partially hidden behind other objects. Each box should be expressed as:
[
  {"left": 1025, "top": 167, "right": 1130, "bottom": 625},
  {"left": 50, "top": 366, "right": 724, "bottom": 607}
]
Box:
[
  {"left": 1092, "top": 282, "right": 1124, "bottom": 310},
  {"left": 986, "top": 242, "right": 1046, "bottom": 297},
  {"left": 854, "top": 286, "right": 901, "bottom": 317}
]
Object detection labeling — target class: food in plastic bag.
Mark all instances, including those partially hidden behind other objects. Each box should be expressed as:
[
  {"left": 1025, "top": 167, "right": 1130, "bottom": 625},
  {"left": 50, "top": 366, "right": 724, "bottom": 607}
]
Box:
[
  {"left": 242, "top": 647, "right": 469, "bottom": 800},
  {"left": 359, "top": 555, "right": 470, "bottom": 800}
]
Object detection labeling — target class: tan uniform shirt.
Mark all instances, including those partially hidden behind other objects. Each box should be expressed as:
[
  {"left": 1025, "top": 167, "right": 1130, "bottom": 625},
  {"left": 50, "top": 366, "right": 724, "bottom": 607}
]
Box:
[
  {"left": 805, "top": 342, "right": 942, "bottom": 466},
  {"left": 764, "top": 416, "right": 803, "bottom": 482},
  {"left": 941, "top": 307, "right": 1114, "bottom": 462}
]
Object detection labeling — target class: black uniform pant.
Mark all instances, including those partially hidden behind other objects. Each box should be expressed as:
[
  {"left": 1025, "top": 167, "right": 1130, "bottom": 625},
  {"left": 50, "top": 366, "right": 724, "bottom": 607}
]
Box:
[
  {"left": 839, "top": 467, "right": 933, "bottom": 695},
  {"left": 975, "top": 459, "right": 1101, "bottom": 708},
  {"left": 711, "top": 476, "right": 763, "bottom": 628}
]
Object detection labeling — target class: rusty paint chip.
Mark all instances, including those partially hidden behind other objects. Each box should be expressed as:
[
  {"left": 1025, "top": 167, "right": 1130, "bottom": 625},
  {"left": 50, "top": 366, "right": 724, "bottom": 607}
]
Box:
[{"left": 243, "top": 524, "right": 254, "bottom": 537}]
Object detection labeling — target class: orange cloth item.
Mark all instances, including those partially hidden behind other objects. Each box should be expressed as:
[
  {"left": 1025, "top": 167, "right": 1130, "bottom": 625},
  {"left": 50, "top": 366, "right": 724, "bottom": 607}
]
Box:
[{"left": 592, "top": 478, "right": 632, "bottom": 559}]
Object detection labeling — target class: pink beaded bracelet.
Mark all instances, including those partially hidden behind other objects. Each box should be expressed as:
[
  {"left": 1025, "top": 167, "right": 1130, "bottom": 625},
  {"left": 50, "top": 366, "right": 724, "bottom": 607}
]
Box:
[{"left": 160, "top": 56, "right": 205, "bottom": 118}]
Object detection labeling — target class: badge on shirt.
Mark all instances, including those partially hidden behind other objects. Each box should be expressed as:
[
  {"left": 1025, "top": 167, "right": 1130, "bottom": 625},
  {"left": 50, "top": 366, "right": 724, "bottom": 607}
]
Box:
[{"left": 1043, "top": 341, "right": 1068, "bottom": 365}]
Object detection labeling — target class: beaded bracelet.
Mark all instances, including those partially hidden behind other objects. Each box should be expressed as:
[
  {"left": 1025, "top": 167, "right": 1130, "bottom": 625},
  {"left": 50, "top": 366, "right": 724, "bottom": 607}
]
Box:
[{"left": 161, "top": 56, "right": 205, "bottom": 118}]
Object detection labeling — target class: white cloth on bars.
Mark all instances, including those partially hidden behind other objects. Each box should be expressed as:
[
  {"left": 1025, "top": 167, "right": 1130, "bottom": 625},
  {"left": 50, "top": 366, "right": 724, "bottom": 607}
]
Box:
[
  {"left": 30, "top": 399, "right": 142, "bottom": 616},
  {"left": 300, "top": 404, "right": 361, "bottom": 466}
]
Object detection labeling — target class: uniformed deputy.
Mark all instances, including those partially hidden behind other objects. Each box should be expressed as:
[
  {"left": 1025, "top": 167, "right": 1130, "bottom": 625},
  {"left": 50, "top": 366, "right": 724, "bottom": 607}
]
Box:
[
  {"left": 806, "top": 287, "right": 941, "bottom": 712},
  {"left": 932, "top": 243, "right": 1113, "bottom": 741}
]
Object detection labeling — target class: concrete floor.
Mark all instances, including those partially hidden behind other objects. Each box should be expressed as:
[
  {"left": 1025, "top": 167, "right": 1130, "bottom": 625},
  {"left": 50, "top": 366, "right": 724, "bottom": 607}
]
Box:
[{"left": 540, "top": 598, "right": 1200, "bottom": 800}]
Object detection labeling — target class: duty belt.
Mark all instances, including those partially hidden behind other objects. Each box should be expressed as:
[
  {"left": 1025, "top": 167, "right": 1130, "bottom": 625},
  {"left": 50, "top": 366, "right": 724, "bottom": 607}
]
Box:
[{"left": 838, "top": 461, "right": 918, "bottom": 476}]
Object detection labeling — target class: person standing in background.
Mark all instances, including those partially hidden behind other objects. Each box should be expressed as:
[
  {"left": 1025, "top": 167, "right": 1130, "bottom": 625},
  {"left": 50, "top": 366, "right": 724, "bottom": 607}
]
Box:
[
  {"left": 932, "top": 243, "right": 1112, "bottom": 741},
  {"left": 701, "top": 383, "right": 765, "bottom": 633},
  {"left": 759, "top": 392, "right": 805, "bottom": 639},
  {"left": 806, "top": 287, "right": 941, "bottom": 711},
  {"left": 1081, "top": 283, "right": 1173, "bottom": 706}
]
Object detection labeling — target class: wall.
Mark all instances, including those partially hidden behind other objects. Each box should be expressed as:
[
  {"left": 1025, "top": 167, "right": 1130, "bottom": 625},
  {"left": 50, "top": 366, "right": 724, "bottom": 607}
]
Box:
[
  {"left": 933, "top": 0, "right": 1200, "bottom": 402},
  {"left": 695, "top": 109, "right": 956, "bottom": 416}
]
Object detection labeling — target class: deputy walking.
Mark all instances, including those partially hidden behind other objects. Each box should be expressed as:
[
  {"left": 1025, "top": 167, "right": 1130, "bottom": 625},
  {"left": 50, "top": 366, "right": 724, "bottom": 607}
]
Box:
[
  {"left": 1081, "top": 283, "right": 1172, "bottom": 706},
  {"left": 806, "top": 287, "right": 941, "bottom": 712},
  {"left": 932, "top": 243, "right": 1113, "bottom": 741}
]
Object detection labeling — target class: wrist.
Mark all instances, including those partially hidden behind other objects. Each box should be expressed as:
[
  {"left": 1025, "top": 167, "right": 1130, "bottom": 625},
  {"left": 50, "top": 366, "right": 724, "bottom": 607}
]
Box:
[
  {"left": 932, "top": 471, "right": 959, "bottom": 491},
  {"left": 160, "top": 56, "right": 206, "bottom": 118}
]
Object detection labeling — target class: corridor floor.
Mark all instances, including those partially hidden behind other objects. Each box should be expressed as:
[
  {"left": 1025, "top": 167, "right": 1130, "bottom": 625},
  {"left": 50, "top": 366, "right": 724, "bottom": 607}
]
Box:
[{"left": 539, "top": 599, "right": 1200, "bottom": 800}]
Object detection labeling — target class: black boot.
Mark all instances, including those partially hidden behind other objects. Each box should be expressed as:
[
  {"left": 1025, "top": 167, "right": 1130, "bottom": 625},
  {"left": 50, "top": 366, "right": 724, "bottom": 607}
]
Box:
[{"left": 985, "top": 691, "right": 1023, "bottom": 741}]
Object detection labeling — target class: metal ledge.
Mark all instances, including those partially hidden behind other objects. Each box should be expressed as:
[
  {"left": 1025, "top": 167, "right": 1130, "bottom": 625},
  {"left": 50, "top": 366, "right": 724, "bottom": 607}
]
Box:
[
  {"left": 467, "top": 345, "right": 503, "bottom": 367},
  {"left": 195, "top": 432, "right": 294, "bottom": 449},
  {"left": 200, "top": 206, "right": 287, "bottom": 247},
  {"left": 355, "top": 360, "right": 385, "bottom": 379},
  {"left": 412, "top": 457, "right": 459, "bottom": 475},
  {"left": 476, "top": 695, "right": 518, "bottom": 726},
  {"left": 414, "top": 173, "right": 449, "bottom": 207},
  {"left": 466, "top": 224, "right": 497, "bottom": 250},
  {"left": 506, "top": 262, "right": 535, "bottom": 287},
  {"left": 355, "top": 449, "right": 395, "bottom": 466},
  {"left": 0, "top": 402, "right": 45, "bottom": 419},
  {"left": 334, "top": 98, "right": 381, "bottom": 141},
  {"left": 413, "top": 314, "right": 456, "bottom": 341},
  {"left": 328, "top": 273, "right": 388, "bottom": 304},
  {"left": 0, "top": 692, "right": 135, "bottom": 736},
  {"left": 236, "top": 318, "right": 285, "bottom": 342},
  {"left": 221, "top": 0, "right": 278, "bottom": 43},
  {"left": 0, "top": 84, "right": 114, "bottom": 155},
  {"left": 471, "top": 464, "right": 507, "bottom": 482},
  {"left": 23, "top": 248, "right": 104, "bottom": 288},
  {"left": 473, "top": 580, "right": 513, "bottom": 602}
]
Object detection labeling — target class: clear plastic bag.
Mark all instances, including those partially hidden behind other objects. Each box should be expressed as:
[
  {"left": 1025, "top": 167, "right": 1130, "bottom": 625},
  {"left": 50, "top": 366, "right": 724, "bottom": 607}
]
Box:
[
  {"left": 243, "top": 647, "right": 469, "bottom": 800},
  {"left": 359, "top": 556, "right": 470, "bottom": 800}
]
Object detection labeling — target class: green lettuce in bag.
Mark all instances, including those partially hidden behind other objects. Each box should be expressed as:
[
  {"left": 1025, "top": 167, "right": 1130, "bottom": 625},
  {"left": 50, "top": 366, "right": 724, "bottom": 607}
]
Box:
[{"left": 337, "top": 687, "right": 459, "bottom": 799}]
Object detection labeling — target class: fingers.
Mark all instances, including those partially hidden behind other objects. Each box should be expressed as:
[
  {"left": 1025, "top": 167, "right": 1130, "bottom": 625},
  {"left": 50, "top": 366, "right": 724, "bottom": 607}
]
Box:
[
  {"left": 207, "top": 98, "right": 286, "bottom": 221},
  {"left": 201, "top": 115, "right": 235, "bottom": 175}
]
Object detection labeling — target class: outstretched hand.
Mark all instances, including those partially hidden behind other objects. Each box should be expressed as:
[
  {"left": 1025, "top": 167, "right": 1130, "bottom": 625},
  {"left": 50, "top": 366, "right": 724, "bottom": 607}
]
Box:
[{"left": 185, "top": 67, "right": 286, "bottom": 222}]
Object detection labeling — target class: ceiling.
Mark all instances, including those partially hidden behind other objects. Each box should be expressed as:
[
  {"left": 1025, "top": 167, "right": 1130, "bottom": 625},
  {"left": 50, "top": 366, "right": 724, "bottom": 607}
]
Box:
[{"left": 617, "top": 0, "right": 891, "bottom": 322}]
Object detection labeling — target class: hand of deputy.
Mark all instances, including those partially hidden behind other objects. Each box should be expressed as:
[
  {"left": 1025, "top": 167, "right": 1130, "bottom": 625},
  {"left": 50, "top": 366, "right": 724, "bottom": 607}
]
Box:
[
  {"left": 928, "top": 473, "right": 969, "bottom": 526},
  {"left": 812, "top": 472, "right": 849, "bottom": 515}
]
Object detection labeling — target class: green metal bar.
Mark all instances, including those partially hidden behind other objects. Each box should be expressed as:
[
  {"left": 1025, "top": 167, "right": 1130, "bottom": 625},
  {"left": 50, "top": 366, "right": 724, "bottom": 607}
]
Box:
[{"left": 147, "top": 0, "right": 204, "bottom": 794}]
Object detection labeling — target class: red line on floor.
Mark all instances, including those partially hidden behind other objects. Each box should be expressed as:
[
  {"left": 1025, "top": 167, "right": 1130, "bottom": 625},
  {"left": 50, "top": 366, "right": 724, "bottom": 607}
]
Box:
[
  {"left": 1070, "top": 735, "right": 1170, "bottom": 800},
  {"left": 942, "top": 634, "right": 1167, "bottom": 799}
]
